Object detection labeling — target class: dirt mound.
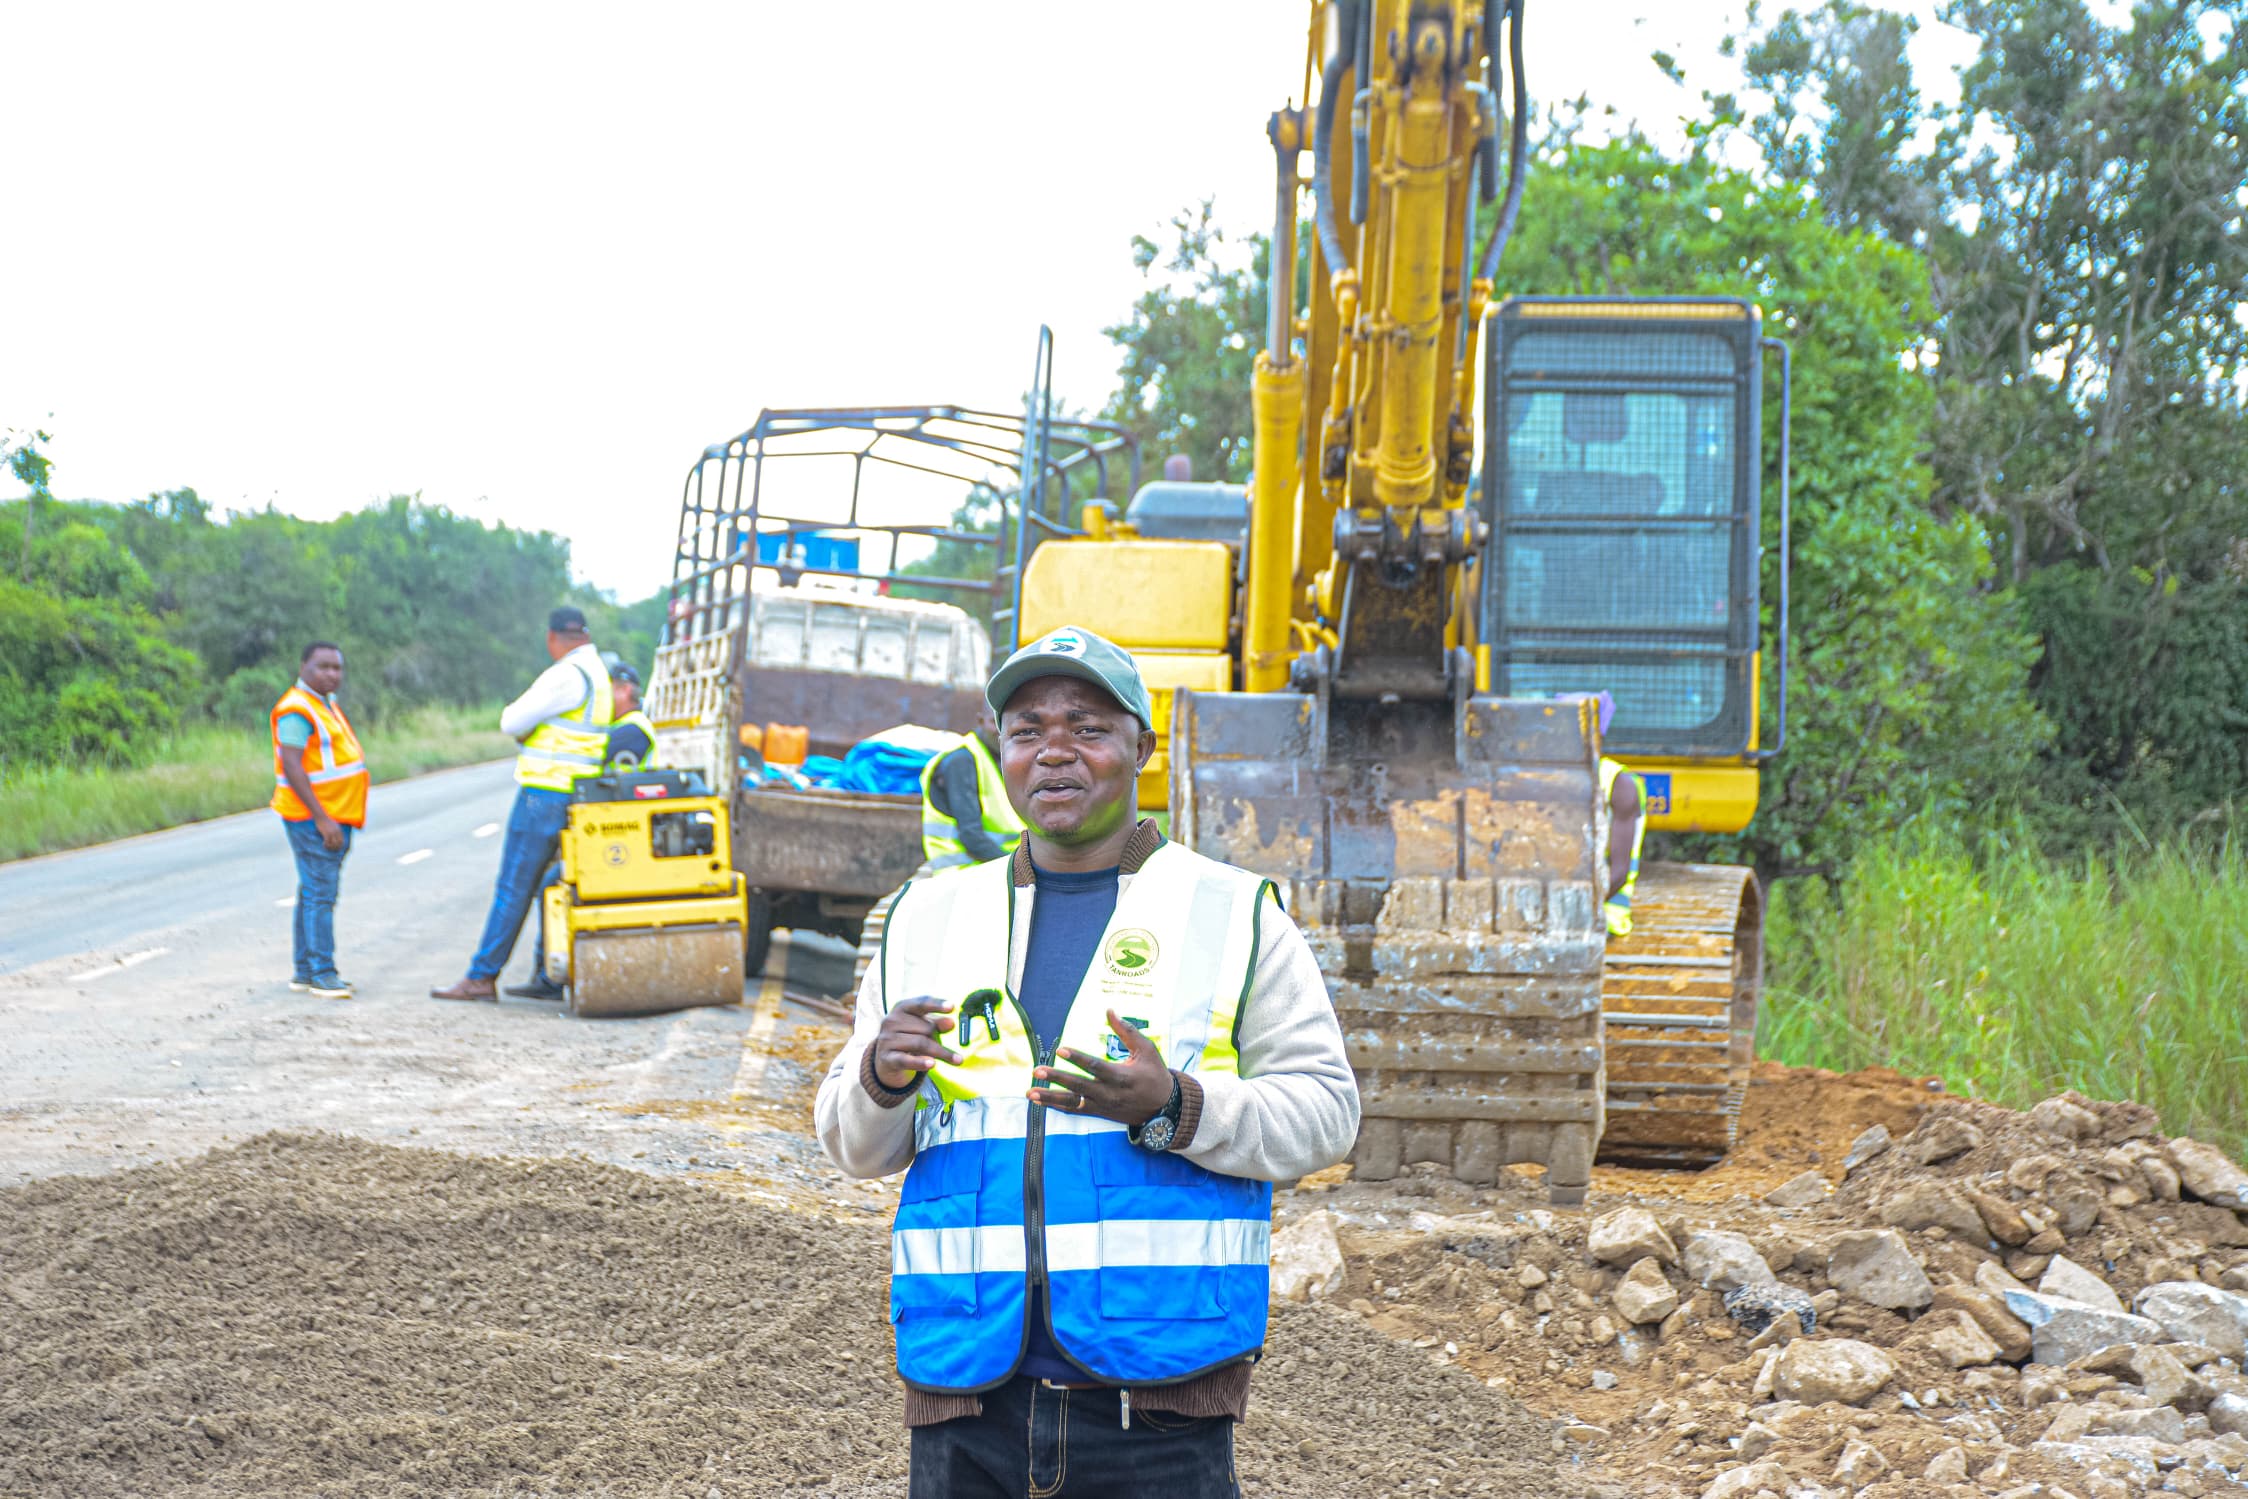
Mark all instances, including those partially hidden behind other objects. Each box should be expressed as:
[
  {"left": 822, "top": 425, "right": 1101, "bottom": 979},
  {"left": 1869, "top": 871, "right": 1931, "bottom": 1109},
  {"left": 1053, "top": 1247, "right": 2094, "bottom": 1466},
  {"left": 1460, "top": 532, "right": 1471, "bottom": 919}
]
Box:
[
  {"left": 0, "top": 1133, "right": 1613, "bottom": 1499},
  {"left": 1594, "top": 1062, "right": 1936, "bottom": 1205}
]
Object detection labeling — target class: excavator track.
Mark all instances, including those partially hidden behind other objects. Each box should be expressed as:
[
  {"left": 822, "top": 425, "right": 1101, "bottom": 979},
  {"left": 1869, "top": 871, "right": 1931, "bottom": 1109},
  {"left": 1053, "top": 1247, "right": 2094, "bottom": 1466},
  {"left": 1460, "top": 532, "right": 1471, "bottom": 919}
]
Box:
[{"left": 1596, "top": 862, "right": 1763, "bottom": 1167}]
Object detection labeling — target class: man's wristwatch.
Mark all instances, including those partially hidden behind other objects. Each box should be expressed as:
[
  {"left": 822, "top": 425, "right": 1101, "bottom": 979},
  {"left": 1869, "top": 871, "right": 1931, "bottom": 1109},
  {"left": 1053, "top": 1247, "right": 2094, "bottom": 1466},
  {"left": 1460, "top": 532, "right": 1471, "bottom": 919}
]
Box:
[{"left": 1131, "top": 1074, "right": 1184, "bottom": 1153}]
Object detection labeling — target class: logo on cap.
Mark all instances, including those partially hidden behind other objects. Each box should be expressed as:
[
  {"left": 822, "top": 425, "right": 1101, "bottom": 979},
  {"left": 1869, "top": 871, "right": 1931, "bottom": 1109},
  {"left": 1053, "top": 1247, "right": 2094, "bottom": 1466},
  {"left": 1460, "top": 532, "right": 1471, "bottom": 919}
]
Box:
[{"left": 1041, "top": 632, "right": 1084, "bottom": 657}]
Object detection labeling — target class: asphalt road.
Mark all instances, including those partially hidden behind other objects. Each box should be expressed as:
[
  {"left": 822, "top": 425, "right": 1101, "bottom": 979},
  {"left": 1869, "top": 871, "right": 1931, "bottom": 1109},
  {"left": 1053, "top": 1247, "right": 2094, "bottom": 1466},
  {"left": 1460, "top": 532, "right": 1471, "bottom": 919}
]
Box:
[{"left": 0, "top": 761, "right": 867, "bottom": 1192}]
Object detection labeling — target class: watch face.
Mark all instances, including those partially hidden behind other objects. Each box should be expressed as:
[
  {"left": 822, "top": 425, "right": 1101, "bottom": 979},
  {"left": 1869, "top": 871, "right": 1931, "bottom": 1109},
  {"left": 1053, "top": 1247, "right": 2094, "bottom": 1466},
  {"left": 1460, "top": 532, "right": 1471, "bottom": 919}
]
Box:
[{"left": 1138, "top": 1115, "right": 1176, "bottom": 1152}]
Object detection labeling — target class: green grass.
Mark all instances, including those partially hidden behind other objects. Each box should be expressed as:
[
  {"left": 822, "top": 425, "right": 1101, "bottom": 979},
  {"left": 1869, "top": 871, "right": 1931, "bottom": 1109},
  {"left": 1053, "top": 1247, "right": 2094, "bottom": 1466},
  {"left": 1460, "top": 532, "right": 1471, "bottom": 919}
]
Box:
[
  {"left": 0, "top": 705, "right": 515, "bottom": 863},
  {"left": 1760, "top": 825, "right": 2248, "bottom": 1159}
]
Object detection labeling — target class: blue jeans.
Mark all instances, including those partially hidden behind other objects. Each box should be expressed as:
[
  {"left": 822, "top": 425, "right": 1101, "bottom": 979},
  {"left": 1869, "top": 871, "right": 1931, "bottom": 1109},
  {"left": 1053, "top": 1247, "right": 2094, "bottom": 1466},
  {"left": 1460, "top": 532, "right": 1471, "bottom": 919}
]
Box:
[
  {"left": 468, "top": 786, "right": 570, "bottom": 980},
  {"left": 528, "top": 862, "right": 564, "bottom": 978},
  {"left": 283, "top": 817, "right": 353, "bottom": 980},
  {"left": 908, "top": 1378, "right": 1237, "bottom": 1498}
]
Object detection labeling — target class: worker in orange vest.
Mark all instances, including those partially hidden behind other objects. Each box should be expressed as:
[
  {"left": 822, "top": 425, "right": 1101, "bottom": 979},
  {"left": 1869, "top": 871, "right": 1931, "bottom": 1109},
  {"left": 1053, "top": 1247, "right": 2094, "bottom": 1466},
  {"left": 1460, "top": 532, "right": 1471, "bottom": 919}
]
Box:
[{"left": 270, "top": 641, "right": 370, "bottom": 999}]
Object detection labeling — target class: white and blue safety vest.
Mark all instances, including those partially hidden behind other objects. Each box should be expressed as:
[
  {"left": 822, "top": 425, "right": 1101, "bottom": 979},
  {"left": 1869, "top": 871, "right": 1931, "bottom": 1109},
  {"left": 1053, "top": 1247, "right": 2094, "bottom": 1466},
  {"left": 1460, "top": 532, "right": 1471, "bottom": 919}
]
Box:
[{"left": 880, "top": 840, "right": 1276, "bottom": 1393}]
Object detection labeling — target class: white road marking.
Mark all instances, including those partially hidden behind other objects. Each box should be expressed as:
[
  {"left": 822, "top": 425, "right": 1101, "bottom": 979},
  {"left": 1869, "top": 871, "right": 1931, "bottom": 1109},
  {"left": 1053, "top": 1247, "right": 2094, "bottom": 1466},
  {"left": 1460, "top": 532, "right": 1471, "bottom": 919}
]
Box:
[
  {"left": 397, "top": 848, "right": 434, "bottom": 866},
  {"left": 472, "top": 823, "right": 500, "bottom": 838},
  {"left": 276, "top": 896, "right": 296, "bottom": 908},
  {"left": 82, "top": 947, "right": 169, "bottom": 981}
]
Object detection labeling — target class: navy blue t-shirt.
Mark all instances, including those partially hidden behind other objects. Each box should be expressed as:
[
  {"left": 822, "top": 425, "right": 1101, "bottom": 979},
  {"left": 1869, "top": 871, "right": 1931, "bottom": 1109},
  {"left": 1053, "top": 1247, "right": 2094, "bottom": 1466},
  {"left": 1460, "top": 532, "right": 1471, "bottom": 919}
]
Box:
[{"left": 1016, "top": 860, "right": 1121, "bottom": 1383}]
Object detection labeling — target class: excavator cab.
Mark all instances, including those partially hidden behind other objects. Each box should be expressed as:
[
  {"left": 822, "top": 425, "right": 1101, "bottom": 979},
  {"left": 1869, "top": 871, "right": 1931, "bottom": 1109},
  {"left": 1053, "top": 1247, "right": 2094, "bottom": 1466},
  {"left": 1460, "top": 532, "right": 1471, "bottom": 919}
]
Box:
[{"left": 1023, "top": 1, "right": 1791, "bottom": 1202}]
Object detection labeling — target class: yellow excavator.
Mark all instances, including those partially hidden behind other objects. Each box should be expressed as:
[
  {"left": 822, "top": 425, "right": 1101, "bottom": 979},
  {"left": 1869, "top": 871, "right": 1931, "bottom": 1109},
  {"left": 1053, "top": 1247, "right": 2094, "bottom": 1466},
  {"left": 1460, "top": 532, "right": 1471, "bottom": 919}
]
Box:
[{"left": 1016, "top": 0, "right": 1790, "bottom": 1201}]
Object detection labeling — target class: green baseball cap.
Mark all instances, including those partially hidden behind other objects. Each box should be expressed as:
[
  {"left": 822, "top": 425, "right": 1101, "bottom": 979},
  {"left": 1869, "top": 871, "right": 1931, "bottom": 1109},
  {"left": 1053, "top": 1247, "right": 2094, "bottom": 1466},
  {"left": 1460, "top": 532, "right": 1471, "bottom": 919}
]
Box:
[{"left": 987, "top": 626, "right": 1154, "bottom": 728}]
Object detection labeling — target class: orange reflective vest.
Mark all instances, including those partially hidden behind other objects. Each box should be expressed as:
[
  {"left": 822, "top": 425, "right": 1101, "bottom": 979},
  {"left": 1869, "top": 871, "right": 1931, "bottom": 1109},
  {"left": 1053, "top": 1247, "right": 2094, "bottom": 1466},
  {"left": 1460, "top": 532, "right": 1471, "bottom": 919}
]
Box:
[{"left": 270, "top": 685, "right": 369, "bottom": 827}]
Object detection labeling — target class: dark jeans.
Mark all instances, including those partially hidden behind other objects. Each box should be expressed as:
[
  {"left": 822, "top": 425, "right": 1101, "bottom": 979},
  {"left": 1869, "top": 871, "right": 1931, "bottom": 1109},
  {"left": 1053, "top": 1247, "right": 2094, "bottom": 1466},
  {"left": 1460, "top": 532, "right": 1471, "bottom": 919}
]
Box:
[
  {"left": 282, "top": 817, "right": 352, "bottom": 980},
  {"left": 909, "top": 1379, "right": 1237, "bottom": 1499},
  {"left": 468, "top": 786, "right": 569, "bottom": 980}
]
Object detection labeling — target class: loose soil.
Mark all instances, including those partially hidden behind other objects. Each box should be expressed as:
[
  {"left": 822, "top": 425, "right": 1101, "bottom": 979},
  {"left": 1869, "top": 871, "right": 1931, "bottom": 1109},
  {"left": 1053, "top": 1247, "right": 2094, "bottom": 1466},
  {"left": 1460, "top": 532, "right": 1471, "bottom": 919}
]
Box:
[{"left": 0, "top": 1133, "right": 1618, "bottom": 1499}]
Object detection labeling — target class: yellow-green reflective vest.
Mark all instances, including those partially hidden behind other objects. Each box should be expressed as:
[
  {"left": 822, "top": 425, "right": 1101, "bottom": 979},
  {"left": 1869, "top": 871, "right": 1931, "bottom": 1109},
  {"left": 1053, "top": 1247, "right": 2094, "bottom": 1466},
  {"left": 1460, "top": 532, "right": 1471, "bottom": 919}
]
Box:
[
  {"left": 881, "top": 840, "right": 1276, "bottom": 1392},
  {"left": 918, "top": 733, "right": 1025, "bottom": 870},
  {"left": 1599, "top": 756, "right": 1645, "bottom": 937},
  {"left": 607, "top": 708, "right": 660, "bottom": 771},
  {"left": 516, "top": 651, "right": 614, "bottom": 791}
]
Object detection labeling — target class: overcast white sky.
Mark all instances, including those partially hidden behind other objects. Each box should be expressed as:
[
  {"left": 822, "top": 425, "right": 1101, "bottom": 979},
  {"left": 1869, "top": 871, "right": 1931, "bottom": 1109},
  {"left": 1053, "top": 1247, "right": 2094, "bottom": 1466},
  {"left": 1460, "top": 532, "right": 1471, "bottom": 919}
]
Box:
[{"left": 1, "top": 1, "right": 1979, "bottom": 600}]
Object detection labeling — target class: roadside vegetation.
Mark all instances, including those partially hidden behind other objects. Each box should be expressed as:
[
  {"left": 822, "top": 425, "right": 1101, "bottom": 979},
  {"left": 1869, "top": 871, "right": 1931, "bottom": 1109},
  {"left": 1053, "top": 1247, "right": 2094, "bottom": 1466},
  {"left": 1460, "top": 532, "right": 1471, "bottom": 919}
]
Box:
[
  {"left": 0, "top": 704, "right": 515, "bottom": 863},
  {"left": 1763, "top": 824, "right": 2248, "bottom": 1158}
]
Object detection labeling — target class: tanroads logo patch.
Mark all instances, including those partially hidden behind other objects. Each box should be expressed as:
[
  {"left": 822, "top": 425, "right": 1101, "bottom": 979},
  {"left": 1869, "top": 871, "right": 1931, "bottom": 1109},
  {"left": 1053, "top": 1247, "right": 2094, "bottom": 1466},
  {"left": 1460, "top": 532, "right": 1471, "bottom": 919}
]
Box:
[
  {"left": 1101, "top": 928, "right": 1158, "bottom": 978},
  {"left": 1040, "top": 631, "right": 1085, "bottom": 656}
]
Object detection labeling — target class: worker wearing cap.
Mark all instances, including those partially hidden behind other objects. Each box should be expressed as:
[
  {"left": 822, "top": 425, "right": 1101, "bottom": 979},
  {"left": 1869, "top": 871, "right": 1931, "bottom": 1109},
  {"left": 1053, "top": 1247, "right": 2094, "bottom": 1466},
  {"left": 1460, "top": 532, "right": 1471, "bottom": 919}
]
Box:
[
  {"left": 815, "top": 625, "right": 1359, "bottom": 1497},
  {"left": 601, "top": 654, "right": 660, "bottom": 772},
  {"left": 918, "top": 700, "right": 1024, "bottom": 871},
  {"left": 432, "top": 606, "right": 612, "bottom": 1003},
  {"left": 271, "top": 640, "right": 368, "bottom": 1000},
  {"left": 507, "top": 656, "right": 661, "bottom": 1003}
]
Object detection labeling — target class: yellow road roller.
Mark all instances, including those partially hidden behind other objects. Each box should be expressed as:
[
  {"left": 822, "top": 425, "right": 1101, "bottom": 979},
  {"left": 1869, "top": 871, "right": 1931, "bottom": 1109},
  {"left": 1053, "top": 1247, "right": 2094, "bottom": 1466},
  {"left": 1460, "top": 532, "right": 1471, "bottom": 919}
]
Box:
[{"left": 540, "top": 770, "right": 749, "bottom": 1018}]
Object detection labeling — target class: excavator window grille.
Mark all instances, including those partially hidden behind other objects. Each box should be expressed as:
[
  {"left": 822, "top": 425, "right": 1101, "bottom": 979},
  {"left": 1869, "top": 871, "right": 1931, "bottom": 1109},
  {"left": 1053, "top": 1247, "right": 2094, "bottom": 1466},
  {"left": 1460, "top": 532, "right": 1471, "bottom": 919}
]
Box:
[{"left": 1482, "top": 306, "right": 1763, "bottom": 758}]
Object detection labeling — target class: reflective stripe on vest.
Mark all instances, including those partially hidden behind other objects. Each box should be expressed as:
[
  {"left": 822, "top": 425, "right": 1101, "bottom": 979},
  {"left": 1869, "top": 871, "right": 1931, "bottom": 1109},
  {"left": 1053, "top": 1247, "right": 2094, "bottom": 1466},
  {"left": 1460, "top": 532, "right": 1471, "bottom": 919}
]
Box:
[
  {"left": 1599, "top": 756, "right": 1645, "bottom": 936},
  {"left": 878, "top": 842, "right": 1273, "bottom": 1393},
  {"left": 517, "top": 652, "right": 614, "bottom": 791},
  {"left": 269, "top": 686, "right": 369, "bottom": 827},
  {"left": 918, "top": 734, "right": 1025, "bottom": 869},
  {"left": 608, "top": 708, "right": 659, "bottom": 771}
]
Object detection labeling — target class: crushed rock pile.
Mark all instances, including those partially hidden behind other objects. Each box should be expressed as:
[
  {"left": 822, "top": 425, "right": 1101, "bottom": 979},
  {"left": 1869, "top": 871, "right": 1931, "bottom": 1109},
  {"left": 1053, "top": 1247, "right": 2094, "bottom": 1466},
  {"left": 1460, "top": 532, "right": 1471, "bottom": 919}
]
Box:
[
  {"left": 0, "top": 1132, "right": 1617, "bottom": 1499},
  {"left": 1274, "top": 1067, "right": 2248, "bottom": 1499}
]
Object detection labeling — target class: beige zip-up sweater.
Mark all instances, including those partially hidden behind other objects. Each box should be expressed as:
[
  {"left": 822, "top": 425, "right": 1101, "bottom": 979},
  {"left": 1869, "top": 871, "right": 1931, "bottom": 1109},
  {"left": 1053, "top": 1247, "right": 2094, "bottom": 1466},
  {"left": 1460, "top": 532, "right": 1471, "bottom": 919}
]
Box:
[{"left": 813, "top": 821, "right": 1361, "bottom": 1423}]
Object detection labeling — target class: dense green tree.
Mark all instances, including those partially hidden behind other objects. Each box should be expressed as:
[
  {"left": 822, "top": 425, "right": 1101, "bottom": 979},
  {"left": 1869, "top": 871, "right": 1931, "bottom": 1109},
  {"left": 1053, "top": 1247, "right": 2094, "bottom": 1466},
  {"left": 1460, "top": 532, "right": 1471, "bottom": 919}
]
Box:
[
  {"left": 1100, "top": 201, "right": 1267, "bottom": 484},
  {"left": 1722, "top": 0, "right": 2248, "bottom": 837}
]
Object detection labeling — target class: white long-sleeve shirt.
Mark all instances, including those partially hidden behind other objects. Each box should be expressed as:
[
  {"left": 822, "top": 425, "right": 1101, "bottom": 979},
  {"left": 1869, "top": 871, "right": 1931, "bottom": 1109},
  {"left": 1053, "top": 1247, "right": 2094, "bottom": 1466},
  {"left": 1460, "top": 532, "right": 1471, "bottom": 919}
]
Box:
[
  {"left": 499, "top": 642, "right": 602, "bottom": 739},
  {"left": 815, "top": 838, "right": 1361, "bottom": 1185}
]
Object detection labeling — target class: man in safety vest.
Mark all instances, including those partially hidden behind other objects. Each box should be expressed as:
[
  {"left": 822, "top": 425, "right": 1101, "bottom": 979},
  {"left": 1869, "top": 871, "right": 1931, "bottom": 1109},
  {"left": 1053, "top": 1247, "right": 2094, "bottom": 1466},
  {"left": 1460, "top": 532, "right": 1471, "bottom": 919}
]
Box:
[
  {"left": 1579, "top": 691, "right": 1643, "bottom": 937},
  {"left": 271, "top": 641, "right": 369, "bottom": 1000},
  {"left": 432, "top": 607, "right": 612, "bottom": 1003},
  {"left": 815, "top": 625, "right": 1359, "bottom": 1496},
  {"left": 601, "top": 655, "right": 658, "bottom": 771},
  {"left": 918, "top": 700, "right": 1024, "bottom": 871},
  {"left": 508, "top": 654, "right": 660, "bottom": 1003}
]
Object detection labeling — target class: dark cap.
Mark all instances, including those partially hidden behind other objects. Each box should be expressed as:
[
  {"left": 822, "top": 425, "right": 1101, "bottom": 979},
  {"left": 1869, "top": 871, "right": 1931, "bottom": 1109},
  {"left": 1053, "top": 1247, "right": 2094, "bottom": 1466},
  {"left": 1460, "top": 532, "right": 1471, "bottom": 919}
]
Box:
[
  {"left": 986, "top": 626, "right": 1153, "bottom": 728},
  {"left": 548, "top": 606, "right": 588, "bottom": 635},
  {"left": 601, "top": 651, "right": 640, "bottom": 687}
]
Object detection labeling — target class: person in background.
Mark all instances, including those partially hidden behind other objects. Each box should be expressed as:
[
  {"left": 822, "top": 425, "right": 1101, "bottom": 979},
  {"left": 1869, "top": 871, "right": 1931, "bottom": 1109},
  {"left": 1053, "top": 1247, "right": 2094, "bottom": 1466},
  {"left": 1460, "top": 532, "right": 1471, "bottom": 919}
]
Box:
[
  {"left": 271, "top": 641, "right": 368, "bottom": 1000},
  {"left": 816, "top": 625, "right": 1359, "bottom": 1497},
  {"left": 1584, "top": 690, "right": 1643, "bottom": 937},
  {"left": 431, "top": 607, "right": 611, "bottom": 1003},
  {"left": 508, "top": 653, "right": 659, "bottom": 1003},
  {"left": 917, "top": 700, "right": 1024, "bottom": 871},
  {"left": 602, "top": 654, "right": 657, "bottom": 771}
]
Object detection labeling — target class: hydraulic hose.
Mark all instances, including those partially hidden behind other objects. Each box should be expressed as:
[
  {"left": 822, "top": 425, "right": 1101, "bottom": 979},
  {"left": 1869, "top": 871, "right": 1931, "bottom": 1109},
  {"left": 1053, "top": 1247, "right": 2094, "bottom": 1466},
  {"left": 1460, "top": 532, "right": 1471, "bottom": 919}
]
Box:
[
  {"left": 1311, "top": 0, "right": 1358, "bottom": 277},
  {"left": 1475, "top": 0, "right": 1529, "bottom": 283}
]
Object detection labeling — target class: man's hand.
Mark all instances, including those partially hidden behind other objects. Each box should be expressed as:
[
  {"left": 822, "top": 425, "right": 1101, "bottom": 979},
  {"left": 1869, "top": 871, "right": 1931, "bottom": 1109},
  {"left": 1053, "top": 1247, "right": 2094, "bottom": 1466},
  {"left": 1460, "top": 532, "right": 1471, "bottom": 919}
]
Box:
[
  {"left": 1031, "top": 1010, "right": 1173, "bottom": 1126},
  {"left": 873, "top": 999, "right": 961, "bottom": 1092},
  {"left": 315, "top": 814, "right": 346, "bottom": 852}
]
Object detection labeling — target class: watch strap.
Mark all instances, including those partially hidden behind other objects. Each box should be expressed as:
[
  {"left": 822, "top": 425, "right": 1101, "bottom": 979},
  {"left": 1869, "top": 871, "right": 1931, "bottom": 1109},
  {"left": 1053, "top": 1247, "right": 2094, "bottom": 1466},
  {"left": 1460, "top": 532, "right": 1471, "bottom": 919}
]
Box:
[{"left": 1130, "top": 1072, "right": 1184, "bottom": 1146}]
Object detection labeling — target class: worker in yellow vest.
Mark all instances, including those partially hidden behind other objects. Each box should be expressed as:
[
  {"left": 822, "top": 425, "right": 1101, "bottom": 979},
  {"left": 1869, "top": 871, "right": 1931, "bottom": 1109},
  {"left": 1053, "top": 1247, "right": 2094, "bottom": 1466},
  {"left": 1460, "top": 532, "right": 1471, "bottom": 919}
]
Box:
[
  {"left": 600, "top": 655, "right": 659, "bottom": 771},
  {"left": 917, "top": 701, "right": 1024, "bottom": 871},
  {"left": 1577, "top": 691, "right": 1643, "bottom": 937},
  {"left": 432, "top": 607, "right": 612, "bottom": 1003},
  {"left": 270, "top": 641, "right": 369, "bottom": 1000},
  {"left": 510, "top": 654, "right": 661, "bottom": 1002}
]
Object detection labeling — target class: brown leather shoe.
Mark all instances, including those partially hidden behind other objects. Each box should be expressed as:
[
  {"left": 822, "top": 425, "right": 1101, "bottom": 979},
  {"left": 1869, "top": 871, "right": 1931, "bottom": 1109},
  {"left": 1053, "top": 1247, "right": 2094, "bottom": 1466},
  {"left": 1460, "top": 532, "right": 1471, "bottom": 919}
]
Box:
[{"left": 429, "top": 977, "right": 498, "bottom": 1002}]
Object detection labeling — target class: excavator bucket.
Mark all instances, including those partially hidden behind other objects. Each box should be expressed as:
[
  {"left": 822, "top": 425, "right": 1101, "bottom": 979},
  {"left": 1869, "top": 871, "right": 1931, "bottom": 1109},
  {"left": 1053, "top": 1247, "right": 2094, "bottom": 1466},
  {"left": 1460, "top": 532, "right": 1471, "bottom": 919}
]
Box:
[{"left": 1172, "top": 687, "right": 1608, "bottom": 1203}]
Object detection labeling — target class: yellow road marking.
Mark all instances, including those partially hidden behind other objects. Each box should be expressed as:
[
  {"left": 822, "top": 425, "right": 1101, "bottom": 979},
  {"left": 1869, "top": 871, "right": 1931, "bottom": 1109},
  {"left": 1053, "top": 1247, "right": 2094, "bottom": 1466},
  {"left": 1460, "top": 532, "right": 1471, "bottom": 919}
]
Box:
[{"left": 728, "top": 935, "right": 789, "bottom": 1101}]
